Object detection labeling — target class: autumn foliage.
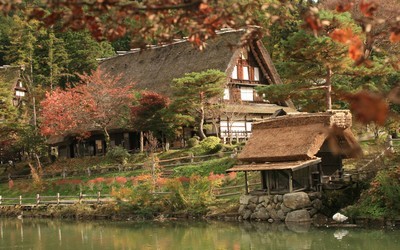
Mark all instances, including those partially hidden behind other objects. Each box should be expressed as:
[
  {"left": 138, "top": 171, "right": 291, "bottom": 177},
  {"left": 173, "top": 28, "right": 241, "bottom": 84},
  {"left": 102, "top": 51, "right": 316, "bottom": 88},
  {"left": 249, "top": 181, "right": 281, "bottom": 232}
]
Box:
[
  {"left": 40, "top": 69, "right": 135, "bottom": 141},
  {"left": 343, "top": 91, "right": 389, "bottom": 126}
]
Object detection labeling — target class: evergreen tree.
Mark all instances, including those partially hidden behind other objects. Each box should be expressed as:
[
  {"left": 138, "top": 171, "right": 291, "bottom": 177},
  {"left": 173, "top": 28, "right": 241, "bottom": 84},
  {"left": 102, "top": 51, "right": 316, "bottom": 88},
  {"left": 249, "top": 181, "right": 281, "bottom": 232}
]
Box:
[
  {"left": 171, "top": 70, "right": 226, "bottom": 140},
  {"left": 257, "top": 10, "right": 392, "bottom": 112},
  {"left": 59, "top": 31, "right": 115, "bottom": 87}
]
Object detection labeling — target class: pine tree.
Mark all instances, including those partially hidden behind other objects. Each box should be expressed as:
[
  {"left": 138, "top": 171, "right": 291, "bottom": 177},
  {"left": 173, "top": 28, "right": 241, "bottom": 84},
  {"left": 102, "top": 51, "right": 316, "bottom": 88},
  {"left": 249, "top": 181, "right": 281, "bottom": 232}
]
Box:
[{"left": 171, "top": 70, "right": 226, "bottom": 140}]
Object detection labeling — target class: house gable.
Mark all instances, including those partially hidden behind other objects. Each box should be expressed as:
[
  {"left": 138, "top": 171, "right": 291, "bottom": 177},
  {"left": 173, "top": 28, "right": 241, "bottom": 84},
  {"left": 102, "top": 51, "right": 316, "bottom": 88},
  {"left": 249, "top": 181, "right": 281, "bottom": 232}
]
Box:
[
  {"left": 99, "top": 29, "right": 293, "bottom": 108},
  {"left": 0, "top": 65, "right": 27, "bottom": 107}
]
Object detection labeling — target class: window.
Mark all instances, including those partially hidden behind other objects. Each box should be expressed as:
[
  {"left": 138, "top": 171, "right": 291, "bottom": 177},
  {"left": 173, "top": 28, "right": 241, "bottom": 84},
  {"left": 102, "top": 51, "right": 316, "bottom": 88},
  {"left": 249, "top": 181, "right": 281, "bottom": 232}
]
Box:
[
  {"left": 95, "top": 140, "right": 103, "bottom": 151},
  {"left": 231, "top": 66, "right": 238, "bottom": 79},
  {"left": 241, "top": 50, "right": 248, "bottom": 60},
  {"left": 15, "top": 90, "right": 25, "bottom": 97},
  {"left": 223, "top": 88, "right": 230, "bottom": 100},
  {"left": 242, "top": 66, "right": 249, "bottom": 80},
  {"left": 254, "top": 67, "right": 260, "bottom": 81},
  {"left": 17, "top": 81, "right": 23, "bottom": 88},
  {"left": 240, "top": 87, "right": 253, "bottom": 101}
]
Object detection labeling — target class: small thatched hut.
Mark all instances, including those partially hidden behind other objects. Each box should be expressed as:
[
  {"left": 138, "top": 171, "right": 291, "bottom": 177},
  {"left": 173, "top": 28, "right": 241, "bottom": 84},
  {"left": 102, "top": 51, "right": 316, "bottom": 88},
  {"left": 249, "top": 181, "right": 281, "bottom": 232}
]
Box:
[
  {"left": 0, "top": 65, "right": 27, "bottom": 107},
  {"left": 227, "top": 110, "right": 362, "bottom": 194}
]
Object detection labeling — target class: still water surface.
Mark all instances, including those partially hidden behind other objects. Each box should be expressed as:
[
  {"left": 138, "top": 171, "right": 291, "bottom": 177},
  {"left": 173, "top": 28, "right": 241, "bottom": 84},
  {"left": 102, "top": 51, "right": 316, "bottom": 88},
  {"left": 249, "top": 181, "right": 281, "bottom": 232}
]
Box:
[{"left": 0, "top": 218, "right": 399, "bottom": 250}]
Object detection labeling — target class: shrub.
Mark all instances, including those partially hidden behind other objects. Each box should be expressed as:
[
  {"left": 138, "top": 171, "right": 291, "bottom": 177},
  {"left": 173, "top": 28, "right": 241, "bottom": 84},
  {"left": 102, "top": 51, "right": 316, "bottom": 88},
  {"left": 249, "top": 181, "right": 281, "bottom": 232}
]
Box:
[
  {"left": 187, "top": 137, "right": 199, "bottom": 148},
  {"left": 165, "top": 175, "right": 220, "bottom": 215},
  {"left": 344, "top": 166, "right": 400, "bottom": 219},
  {"left": 174, "top": 157, "right": 236, "bottom": 177},
  {"left": 106, "top": 146, "right": 130, "bottom": 165},
  {"left": 200, "top": 136, "right": 221, "bottom": 153}
]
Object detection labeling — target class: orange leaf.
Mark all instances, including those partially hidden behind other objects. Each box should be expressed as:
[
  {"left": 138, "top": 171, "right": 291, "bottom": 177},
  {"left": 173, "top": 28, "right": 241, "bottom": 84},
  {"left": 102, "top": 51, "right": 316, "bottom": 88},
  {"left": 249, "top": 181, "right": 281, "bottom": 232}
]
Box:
[
  {"left": 359, "top": 0, "right": 378, "bottom": 17},
  {"left": 389, "top": 32, "right": 400, "bottom": 43},
  {"left": 305, "top": 14, "right": 322, "bottom": 32},
  {"left": 348, "top": 36, "right": 364, "bottom": 61},
  {"left": 330, "top": 28, "right": 353, "bottom": 43},
  {"left": 343, "top": 91, "right": 388, "bottom": 125},
  {"left": 199, "top": 3, "right": 212, "bottom": 14}
]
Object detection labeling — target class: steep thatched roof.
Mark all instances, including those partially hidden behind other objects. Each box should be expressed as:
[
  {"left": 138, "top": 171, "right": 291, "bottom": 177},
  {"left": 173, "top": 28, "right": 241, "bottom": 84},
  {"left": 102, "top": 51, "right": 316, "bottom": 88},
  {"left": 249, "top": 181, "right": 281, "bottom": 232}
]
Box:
[
  {"left": 0, "top": 65, "right": 20, "bottom": 90},
  {"left": 99, "top": 30, "right": 290, "bottom": 101},
  {"left": 227, "top": 158, "right": 321, "bottom": 172},
  {"left": 237, "top": 110, "right": 361, "bottom": 163}
]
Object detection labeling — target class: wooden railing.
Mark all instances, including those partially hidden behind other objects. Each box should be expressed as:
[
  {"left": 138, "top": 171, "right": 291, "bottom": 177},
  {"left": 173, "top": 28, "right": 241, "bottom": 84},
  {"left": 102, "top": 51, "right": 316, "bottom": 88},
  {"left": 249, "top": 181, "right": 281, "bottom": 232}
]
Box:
[
  {"left": 214, "top": 182, "right": 261, "bottom": 199},
  {"left": 0, "top": 150, "right": 241, "bottom": 183},
  {"left": 0, "top": 192, "right": 113, "bottom": 206}
]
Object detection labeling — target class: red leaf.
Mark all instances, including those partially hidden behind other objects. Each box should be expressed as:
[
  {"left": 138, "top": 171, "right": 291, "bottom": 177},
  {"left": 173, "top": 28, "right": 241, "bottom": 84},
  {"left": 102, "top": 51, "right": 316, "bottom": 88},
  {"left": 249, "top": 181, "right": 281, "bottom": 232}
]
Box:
[
  {"left": 359, "top": 0, "right": 378, "bottom": 17},
  {"left": 389, "top": 32, "right": 400, "bottom": 43},
  {"left": 343, "top": 91, "right": 388, "bottom": 125}
]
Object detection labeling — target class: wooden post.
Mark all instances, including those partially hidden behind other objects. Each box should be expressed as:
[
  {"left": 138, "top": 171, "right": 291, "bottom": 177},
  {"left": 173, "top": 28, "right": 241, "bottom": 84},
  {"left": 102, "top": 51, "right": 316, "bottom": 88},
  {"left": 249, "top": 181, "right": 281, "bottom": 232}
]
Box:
[
  {"left": 19, "top": 195, "right": 22, "bottom": 205},
  {"left": 97, "top": 191, "right": 101, "bottom": 203},
  {"left": 140, "top": 131, "right": 144, "bottom": 152},
  {"left": 62, "top": 168, "right": 66, "bottom": 179},
  {"left": 36, "top": 194, "right": 40, "bottom": 205},
  {"left": 289, "top": 170, "right": 293, "bottom": 193},
  {"left": 266, "top": 171, "right": 270, "bottom": 195},
  {"left": 388, "top": 134, "right": 394, "bottom": 153},
  {"left": 57, "top": 193, "right": 60, "bottom": 205},
  {"left": 79, "top": 192, "right": 83, "bottom": 204},
  {"left": 190, "top": 153, "right": 194, "bottom": 163},
  {"left": 0, "top": 195, "right": 2, "bottom": 205},
  {"left": 244, "top": 171, "right": 249, "bottom": 195},
  {"left": 87, "top": 167, "right": 91, "bottom": 176}
]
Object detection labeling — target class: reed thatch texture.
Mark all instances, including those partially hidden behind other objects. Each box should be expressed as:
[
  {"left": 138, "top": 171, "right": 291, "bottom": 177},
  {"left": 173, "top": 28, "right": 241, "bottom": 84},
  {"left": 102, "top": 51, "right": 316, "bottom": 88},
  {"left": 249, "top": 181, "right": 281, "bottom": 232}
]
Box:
[
  {"left": 0, "top": 66, "right": 20, "bottom": 91},
  {"left": 99, "top": 31, "right": 243, "bottom": 96},
  {"left": 238, "top": 112, "right": 360, "bottom": 163},
  {"left": 227, "top": 158, "right": 321, "bottom": 172}
]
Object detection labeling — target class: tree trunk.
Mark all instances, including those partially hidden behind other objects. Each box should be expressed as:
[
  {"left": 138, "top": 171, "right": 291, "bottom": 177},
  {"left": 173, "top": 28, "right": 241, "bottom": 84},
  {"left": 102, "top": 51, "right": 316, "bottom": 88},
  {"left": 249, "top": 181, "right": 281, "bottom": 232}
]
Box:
[
  {"left": 103, "top": 127, "right": 111, "bottom": 153},
  {"left": 198, "top": 105, "right": 207, "bottom": 140},
  {"left": 325, "top": 67, "right": 333, "bottom": 110},
  {"left": 140, "top": 131, "right": 144, "bottom": 152}
]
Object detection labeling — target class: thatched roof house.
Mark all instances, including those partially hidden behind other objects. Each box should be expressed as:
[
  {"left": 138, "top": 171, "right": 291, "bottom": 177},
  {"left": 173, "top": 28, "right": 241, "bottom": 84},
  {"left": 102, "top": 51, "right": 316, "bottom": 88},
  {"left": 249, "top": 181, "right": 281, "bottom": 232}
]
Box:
[
  {"left": 99, "top": 29, "right": 296, "bottom": 142},
  {"left": 227, "top": 110, "right": 362, "bottom": 194},
  {"left": 99, "top": 30, "right": 289, "bottom": 99}
]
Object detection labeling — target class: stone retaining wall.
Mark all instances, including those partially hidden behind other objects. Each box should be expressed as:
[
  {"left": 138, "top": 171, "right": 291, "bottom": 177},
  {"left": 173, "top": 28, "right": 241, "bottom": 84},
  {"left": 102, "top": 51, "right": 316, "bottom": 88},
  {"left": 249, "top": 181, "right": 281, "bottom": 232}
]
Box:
[{"left": 238, "top": 191, "right": 323, "bottom": 223}]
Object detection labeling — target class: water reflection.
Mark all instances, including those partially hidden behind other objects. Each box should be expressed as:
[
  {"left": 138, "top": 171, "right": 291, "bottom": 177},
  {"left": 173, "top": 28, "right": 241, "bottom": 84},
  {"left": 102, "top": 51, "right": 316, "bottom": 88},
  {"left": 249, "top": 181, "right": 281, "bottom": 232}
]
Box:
[
  {"left": 0, "top": 219, "right": 399, "bottom": 250},
  {"left": 334, "top": 229, "right": 349, "bottom": 240}
]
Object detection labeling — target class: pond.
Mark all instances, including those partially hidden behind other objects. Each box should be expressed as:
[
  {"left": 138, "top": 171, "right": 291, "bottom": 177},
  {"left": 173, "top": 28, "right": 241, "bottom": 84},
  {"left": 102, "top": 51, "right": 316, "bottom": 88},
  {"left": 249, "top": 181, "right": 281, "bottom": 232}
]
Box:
[{"left": 0, "top": 218, "right": 399, "bottom": 249}]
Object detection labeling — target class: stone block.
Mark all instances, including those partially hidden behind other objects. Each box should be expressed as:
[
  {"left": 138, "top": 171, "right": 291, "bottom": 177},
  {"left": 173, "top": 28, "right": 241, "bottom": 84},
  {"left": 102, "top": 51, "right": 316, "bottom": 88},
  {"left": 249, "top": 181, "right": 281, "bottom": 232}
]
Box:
[
  {"left": 243, "top": 209, "right": 252, "bottom": 220},
  {"left": 238, "top": 205, "right": 246, "bottom": 214},
  {"left": 281, "top": 204, "right": 291, "bottom": 214},
  {"left": 277, "top": 210, "right": 285, "bottom": 221},
  {"left": 249, "top": 196, "right": 258, "bottom": 203},
  {"left": 239, "top": 195, "right": 254, "bottom": 205},
  {"left": 285, "top": 209, "right": 311, "bottom": 222},
  {"left": 283, "top": 192, "right": 311, "bottom": 210},
  {"left": 258, "top": 195, "right": 270, "bottom": 203},
  {"left": 312, "top": 199, "right": 323, "bottom": 210}
]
